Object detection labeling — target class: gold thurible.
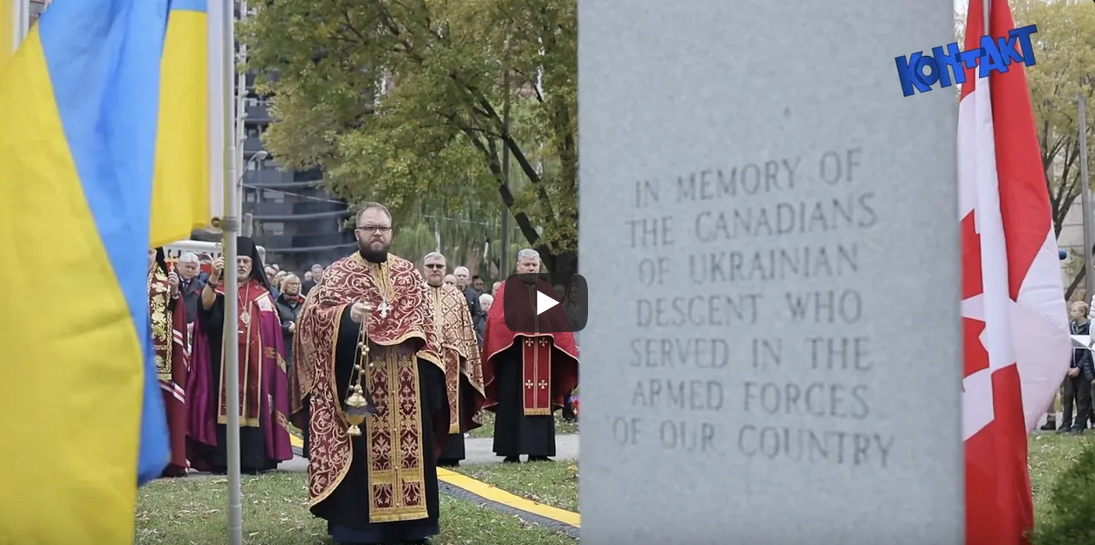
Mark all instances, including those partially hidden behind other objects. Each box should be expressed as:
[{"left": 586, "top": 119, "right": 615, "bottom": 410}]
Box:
[{"left": 344, "top": 318, "right": 376, "bottom": 437}]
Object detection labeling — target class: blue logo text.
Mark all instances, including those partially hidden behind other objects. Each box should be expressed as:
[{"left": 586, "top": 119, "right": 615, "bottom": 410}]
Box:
[{"left": 895, "top": 24, "right": 1037, "bottom": 97}]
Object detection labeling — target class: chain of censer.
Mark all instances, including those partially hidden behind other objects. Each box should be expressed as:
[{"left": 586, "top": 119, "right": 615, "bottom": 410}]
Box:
[{"left": 343, "top": 308, "right": 372, "bottom": 435}]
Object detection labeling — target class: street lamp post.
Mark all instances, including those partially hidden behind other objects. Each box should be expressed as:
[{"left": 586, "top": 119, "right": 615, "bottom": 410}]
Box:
[{"left": 240, "top": 150, "right": 267, "bottom": 238}]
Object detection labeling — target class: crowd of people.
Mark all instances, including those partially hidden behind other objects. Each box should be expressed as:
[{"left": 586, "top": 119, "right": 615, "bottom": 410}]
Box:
[{"left": 146, "top": 202, "right": 580, "bottom": 545}]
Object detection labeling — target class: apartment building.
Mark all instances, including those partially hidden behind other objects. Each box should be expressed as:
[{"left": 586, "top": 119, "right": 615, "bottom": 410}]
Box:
[{"left": 240, "top": 73, "right": 356, "bottom": 273}]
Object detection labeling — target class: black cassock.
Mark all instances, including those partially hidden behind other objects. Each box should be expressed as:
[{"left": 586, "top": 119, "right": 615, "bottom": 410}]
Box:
[
  {"left": 491, "top": 346, "right": 557, "bottom": 458},
  {"left": 438, "top": 375, "right": 480, "bottom": 465},
  {"left": 311, "top": 308, "right": 448, "bottom": 544}
]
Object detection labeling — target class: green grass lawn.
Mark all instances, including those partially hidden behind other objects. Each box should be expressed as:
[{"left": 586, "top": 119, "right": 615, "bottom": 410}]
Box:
[
  {"left": 135, "top": 473, "right": 575, "bottom": 545},
  {"left": 1029, "top": 432, "right": 1095, "bottom": 522},
  {"left": 134, "top": 431, "right": 1082, "bottom": 544},
  {"left": 455, "top": 460, "right": 579, "bottom": 513},
  {"left": 468, "top": 411, "right": 578, "bottom": 439}
]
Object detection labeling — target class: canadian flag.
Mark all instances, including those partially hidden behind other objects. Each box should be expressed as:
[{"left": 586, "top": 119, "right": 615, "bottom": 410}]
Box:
[{"left": 959, "top": 0, "right": 1072, "bottom": 544}]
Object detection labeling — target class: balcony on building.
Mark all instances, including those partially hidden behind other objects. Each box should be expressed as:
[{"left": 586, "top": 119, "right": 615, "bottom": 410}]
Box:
[
  {"left": 253, "top": 207, "right": 353, "bottom": 222},
  {"left": 245, "top": 97, "right": 271, "bottom": 123},
  {"left": 243, "top": 136, "right": 264, "bottom": 155},
  {"left": 243, "top": 169, "right": 295, "bottom": 187},
  {"left": 255, "top": 219, "right": 356, "bottom": 270},
  {"left": 256, "top": 233, "right": 356, "bottom": 251}
]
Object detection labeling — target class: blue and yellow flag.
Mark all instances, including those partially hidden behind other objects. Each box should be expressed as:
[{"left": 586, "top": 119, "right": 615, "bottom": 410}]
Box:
[
  {"left": 151, "top": 0, "right": 209, "bottom": 247},
  {"left": 0, "top": 0, "right": 171, "bottom": 542}
]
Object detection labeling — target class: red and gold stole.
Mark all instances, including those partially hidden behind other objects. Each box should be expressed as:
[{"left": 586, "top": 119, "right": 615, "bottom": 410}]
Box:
[{"left": 216, "top": 278, "right": 275, "bottom": 427}]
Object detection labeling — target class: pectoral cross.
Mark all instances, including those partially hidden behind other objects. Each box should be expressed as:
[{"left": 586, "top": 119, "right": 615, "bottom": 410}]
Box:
[{"left": 377, "top": 300, "right": 392, "bottom": 318}]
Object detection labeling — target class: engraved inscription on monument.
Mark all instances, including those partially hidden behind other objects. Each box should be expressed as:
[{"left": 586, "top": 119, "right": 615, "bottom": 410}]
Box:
[
  {"left": 617, "top": 149, "right": 895, "bottom": 468},
  {"left": 579, "top": 2, "right": 962, "bottom": 543}
]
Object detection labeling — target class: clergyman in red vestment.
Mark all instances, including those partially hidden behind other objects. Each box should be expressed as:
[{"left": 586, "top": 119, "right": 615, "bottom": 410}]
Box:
[
  {"left": 292, "top": 203, "right": 449, "bottom": 545},
  {"left": 421, "top": 251, "right": 486, "bottom": 467},
  {"left": 188, "top": 236, "right": 293, "bottom": 474},
  {"left": 482, "top": 249, "right": 579, "bottom": 463},
  {"left": 148, "top": 248, "right": 190, "bottom": 477}
]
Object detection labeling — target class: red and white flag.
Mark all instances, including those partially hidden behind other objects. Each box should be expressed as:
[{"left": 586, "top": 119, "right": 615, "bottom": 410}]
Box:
[{"left": 959, "top": 0, "right": 1071, "bottom": 543}]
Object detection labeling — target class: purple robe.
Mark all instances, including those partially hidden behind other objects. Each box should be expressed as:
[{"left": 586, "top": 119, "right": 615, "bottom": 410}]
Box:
[{"left": 187, "top": 279, "right": 293, "bottom": 472}]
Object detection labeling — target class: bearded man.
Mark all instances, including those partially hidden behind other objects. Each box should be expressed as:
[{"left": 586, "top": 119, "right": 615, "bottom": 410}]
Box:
[
  {"left": 148, "top": 248, "right": 189, "bottom": 477},
  {"left": 293, "top": 203, "right": 449, "bottom": 545},
  {"left": 188, "top": 237, "right": 293, "bottom": 474},
  {"left": 421, "top": 252, "right": 486, "bottom": 467}
]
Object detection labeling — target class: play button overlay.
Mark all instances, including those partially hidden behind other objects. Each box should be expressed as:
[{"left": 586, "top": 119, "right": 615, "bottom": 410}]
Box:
[
  {"left": 503, "top": 273, "right": 587, "bottom": 333},
  {"left": 536, "top": 290, "right": 560, "bottom": 315}
]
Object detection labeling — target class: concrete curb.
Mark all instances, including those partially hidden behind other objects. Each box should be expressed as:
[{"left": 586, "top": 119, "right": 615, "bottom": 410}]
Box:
[{"left": 438, "top": 481, "right": 580, "bottom": 538}]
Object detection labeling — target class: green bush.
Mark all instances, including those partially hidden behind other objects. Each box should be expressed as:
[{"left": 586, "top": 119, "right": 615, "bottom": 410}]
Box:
[{"left": 1032, "top": 442, "right": 1095, "bottom": 545}]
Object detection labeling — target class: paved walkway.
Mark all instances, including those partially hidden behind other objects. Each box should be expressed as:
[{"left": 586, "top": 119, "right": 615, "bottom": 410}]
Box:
[{"left": 278, "top": 433, "right": 580, "bottom": 472}]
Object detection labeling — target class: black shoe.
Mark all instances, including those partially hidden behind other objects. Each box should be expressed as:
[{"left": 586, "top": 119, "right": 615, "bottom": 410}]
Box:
[
  {"left": 503, "top": 456, "right": 520, "bottom": 463},
  {"left": 1069, "top": 428, "right": 1086, "bottom": 435},
  {"left": 1041, "top": 420, "right": 1057, "bottom": 431},
  {"left": 1058, "top": 426, "right": 1072, "bottom": 434},
  {"left": 437, "top": 459, "right": 460, "bottom": 468}
]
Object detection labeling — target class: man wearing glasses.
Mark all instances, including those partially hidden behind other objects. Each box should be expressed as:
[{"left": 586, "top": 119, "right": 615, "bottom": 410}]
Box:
[
  {"left": 421, "top": 252, "right": 486, "bottom": 468},
  {"left": 292, "top": 203, "right": 448, "bottom": 545}
]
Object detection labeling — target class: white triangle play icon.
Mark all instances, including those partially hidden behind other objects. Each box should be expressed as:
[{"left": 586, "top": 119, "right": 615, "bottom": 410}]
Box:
[{"left": 536, "top": 290, "right": 560, "bottom": 316}]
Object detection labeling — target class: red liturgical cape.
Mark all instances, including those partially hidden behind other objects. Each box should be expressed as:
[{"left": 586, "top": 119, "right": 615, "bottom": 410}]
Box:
[{"left": 291, "top": 253, "right": 447, "bottom": 523}]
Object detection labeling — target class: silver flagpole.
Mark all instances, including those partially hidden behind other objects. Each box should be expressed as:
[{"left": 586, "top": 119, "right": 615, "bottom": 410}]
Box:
[
  {"left": 13, "top": 0, "right": 28, "bottom": 48},
  {"left": 237, "top": 0, "right": 250, "bottom": 237},
  {"left": 207, "top": 0, "right": 225, "bottom": 222},
  {"left": 224, "top": 0, "right": 243, "bottom": 544},
  {"left": 983, "top": 0, "right": 989, "bottom": 35}
]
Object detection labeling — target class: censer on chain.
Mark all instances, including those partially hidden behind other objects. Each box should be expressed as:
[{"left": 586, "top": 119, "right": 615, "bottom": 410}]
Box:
[{"left": 343, "top": 305, "right": 377, "bottom": 436}]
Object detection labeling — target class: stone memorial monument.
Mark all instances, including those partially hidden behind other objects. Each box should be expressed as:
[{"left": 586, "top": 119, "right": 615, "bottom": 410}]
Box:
[{"left": 578, "top": 1, "right": 963, "bottom": 543}]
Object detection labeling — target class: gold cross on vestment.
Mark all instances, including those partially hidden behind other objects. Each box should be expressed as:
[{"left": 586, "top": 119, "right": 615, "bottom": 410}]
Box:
[
  {"left": 538, "top": 380, "right": 548, "bottom": 390},
  {"left": 525, "top": 380, "right": 535, "bottom": 389}
]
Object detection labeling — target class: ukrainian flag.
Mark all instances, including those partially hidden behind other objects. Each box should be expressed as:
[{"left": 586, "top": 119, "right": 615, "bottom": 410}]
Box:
[
  {"left": 151, "top": 0, "right": 209, "bottom": 247},
  {"left": 0, "top": 0, "right": 171, "bottom": 542}
]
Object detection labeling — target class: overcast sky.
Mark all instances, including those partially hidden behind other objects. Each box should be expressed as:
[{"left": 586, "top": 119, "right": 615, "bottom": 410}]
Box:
[{"left": 955, "top": 0, "right": 968, "bottom": 18}]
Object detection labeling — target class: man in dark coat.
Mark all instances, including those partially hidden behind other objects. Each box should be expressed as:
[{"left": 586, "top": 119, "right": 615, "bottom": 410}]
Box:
[{"left": 1060, "top": 300, "right": 1095, "bottom": 434}]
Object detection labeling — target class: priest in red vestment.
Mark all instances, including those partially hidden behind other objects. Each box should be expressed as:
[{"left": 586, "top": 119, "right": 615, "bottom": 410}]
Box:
[
  {"left": 188, "top": 236, "right": 293, "bottom": 474},
  {"left": 292, "top": 203, "right": 449, "bottom": 545},
  {"left": 421, "top": 251, "right": 486, "bottom": 468},
  {"left": 482, "top": 249, "right": 579, "bottom": 463},
  {"left": 148, "top": 248, "right": 190, "bottom": 477}
]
